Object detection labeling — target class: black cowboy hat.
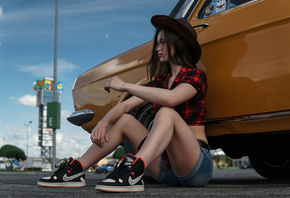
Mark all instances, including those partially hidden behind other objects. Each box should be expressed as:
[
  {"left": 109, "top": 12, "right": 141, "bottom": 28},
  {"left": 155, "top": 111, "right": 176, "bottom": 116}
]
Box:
[{"left": 151, "top": 15, "right": 201, "bottom": 65}]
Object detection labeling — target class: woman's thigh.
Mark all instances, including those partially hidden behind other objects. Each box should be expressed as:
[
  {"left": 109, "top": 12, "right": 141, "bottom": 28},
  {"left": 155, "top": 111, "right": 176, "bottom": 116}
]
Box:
[
  {"left": 112, "top": 113, "right": 150, "bottom": 153},
  {"left": 154, "top": 107, "right": 202, "bottom": 176}
]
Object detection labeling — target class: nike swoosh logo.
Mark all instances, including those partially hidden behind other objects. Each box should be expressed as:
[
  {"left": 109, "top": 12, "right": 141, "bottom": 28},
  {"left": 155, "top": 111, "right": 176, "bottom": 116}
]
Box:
[
  {"left": 63, "top": 172, "right": 84, "bottom": 181},
  {"left": 128, "top": 174, "right": 143, "bottom": 185}
]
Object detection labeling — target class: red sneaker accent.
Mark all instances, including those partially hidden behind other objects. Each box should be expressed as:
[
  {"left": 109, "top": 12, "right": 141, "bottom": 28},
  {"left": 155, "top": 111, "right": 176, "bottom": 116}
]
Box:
[
  {"left": 127, "top": 153, "right": 146, "bottom": 169},
  {"left": 75, "top": 159, "right": 84, "bottom": 171}
]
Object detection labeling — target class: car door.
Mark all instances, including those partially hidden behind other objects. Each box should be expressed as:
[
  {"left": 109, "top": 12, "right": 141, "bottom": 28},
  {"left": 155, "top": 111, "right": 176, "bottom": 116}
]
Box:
[{"left": 190, "top": 0, "right": 290, "bottom": 124}]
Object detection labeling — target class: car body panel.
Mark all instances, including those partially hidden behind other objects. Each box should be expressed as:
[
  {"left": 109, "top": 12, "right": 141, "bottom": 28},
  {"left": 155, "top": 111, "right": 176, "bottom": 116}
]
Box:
[
  {"left": 72, "top": 0, "right": 290, "bottom": 137},
  {"left": 72, "top": 42, "right": 152, "bottom": 132},
  {"left": 190, "top": 0, "right": 290, "bottom": 136},
  {"left": 194, "top": 0, "right": 290, "bottom": 119}
]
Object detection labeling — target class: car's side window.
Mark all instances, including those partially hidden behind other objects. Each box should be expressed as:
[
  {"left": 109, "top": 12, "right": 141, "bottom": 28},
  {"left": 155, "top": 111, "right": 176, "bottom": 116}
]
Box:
[
  {"left": 198, "top": 0, "right": 228, "bottom": 19},
  {"left": 198, "top": 0, "right": 252, "bottom": 19},
  {"left": 229, "top": 0, "right": 252, "bottom": 8}
]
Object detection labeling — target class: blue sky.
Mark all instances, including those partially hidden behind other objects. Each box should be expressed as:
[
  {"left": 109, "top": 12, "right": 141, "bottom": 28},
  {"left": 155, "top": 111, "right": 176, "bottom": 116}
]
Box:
[{"left": 0, "top": 0, "right": 178, "bottom": 158}]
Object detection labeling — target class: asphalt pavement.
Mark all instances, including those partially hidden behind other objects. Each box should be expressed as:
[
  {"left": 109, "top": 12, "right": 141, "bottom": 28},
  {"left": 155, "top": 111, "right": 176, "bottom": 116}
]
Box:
[{"left": 1, "top": 169, "right": 290, "bottom": 197}]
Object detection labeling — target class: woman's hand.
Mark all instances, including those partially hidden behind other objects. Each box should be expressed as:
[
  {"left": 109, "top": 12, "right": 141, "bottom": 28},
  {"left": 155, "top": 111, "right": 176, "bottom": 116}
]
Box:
[
  {"left": 90, "top": 121, "right": 109, "bottom": 148},
  {"left": 104, "top": 76, "right": 126, "bottom": 93}
]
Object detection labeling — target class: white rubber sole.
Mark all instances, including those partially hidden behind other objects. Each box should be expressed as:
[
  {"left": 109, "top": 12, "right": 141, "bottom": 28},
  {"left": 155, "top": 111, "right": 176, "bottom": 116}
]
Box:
[
  {"left": 95, "top": 184, "right": 144, "bottom": 192},
  {"left": 37, "top": 181, "right": 86, "bottom": 188}
]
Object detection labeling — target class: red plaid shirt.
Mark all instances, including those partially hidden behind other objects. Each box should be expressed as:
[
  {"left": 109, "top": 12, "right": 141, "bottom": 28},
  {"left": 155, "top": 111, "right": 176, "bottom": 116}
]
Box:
[{"left": 148, "top": 65, "right": 207, "bottom": 125}]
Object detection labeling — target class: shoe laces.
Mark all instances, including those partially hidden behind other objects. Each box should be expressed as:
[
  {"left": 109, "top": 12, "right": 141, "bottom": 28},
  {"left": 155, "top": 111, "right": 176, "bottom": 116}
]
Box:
[
  {"left": 106, "top": 156, "right": 133, "bottom": 179},
  {"left": 112, "top": 158, "right": 123, "bottom": 173},
  {"left": 54, "top": 159, "right": 69, "bottom": 173}
]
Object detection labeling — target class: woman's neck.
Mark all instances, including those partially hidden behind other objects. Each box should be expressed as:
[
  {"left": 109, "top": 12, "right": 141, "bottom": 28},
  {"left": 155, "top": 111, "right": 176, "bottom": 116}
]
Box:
[{"left": 170, "top": 62, "right": 182, "bottom": 78}]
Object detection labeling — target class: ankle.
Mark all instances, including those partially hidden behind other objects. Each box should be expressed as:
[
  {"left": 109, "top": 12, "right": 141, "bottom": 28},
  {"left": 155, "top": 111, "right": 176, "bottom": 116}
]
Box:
[
  {"left": 74, "top": 158, "right": 84, "bottom": 171},
  {"left": 127, "top": 153, "right": 146, "bottom": 169}
]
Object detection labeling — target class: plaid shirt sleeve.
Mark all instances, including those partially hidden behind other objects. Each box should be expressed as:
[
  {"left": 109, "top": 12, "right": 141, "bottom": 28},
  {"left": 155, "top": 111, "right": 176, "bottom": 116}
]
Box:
[
  {"left": 146, "top": 68, "right": 207, "bottom": 125},
  {"left": 177, "top": 68, "right": 207, "bottom": 125},
  {"left": 181, "top": 68, "right": 207, "bottom": 93}
]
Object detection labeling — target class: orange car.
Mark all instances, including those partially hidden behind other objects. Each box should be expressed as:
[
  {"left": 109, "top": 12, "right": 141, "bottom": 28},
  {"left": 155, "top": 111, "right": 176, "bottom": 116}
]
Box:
[{"left": 68, "top": 0, "right": 290, "bottom": 179}]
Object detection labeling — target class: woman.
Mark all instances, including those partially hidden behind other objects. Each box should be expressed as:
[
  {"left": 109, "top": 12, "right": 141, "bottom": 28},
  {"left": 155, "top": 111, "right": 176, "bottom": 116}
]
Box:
[{"left": 37, "top": 15, "right": 213, "bottom": 192}]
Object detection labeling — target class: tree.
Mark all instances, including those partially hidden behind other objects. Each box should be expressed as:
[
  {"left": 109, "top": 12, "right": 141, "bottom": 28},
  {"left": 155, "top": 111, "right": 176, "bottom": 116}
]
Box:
[
  {"left": 212, "top": 154, "right": 232, "bottom": 169},
  {"left": 112, "top": 146, "right": 125, "bottom": 160},
  {"left": 0, "top": 144, "right": 27, "bottom": 170}
]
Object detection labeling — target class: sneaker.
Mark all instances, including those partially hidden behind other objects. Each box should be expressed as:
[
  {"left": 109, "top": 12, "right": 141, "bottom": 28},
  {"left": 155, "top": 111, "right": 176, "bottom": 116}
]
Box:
[
  {"left": 95, "top": 154, "right": 145, "bottom": 192},
  {"left": 37, "top": 157, "right": 86, "bottom": 187}
]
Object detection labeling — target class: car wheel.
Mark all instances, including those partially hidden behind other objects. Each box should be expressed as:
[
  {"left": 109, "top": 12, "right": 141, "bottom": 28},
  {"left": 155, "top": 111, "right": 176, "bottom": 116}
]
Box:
[
  {"left": 123, "top": 104, "right": 158, "bottom": 183},
  {"left": 136, "top": 104, "right": 155, "bottom": 131},
  {"left": 249, "top": 155, "right": 290, "bottom": 179},
  {"left": 124, "top": 104, "right": 156, "bottom": 153}
]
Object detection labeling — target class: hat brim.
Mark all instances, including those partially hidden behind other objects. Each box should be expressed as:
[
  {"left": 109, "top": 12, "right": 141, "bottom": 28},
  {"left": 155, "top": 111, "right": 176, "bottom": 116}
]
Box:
[{"left": 151, "top": 15, "right": 201, "bottom": 65}]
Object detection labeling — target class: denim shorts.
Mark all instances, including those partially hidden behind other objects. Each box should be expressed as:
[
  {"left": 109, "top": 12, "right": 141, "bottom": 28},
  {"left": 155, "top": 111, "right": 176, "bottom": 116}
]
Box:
[{"left": 153, "top": 148, "right": 214, "bottom": 187}]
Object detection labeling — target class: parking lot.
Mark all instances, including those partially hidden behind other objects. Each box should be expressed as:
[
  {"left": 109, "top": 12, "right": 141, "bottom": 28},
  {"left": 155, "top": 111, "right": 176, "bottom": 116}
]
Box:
[{"left": 1, "top": 169, "right": 290, "bottom": 197}]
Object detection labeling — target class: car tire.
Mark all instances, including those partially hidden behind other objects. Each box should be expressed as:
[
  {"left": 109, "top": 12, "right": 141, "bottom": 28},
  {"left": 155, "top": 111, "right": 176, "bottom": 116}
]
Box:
[
  {"left": 249, "top": 155, "right": 290, "bottom": 179},
  {"left": 136, "top": 104, "right": 155, "bottom": 131},
  {"left": 124, "top": 104, "right": 156, "bottom": 154},
  {"left": 123, "top": 104, "right": 158, "bottom": 183}
]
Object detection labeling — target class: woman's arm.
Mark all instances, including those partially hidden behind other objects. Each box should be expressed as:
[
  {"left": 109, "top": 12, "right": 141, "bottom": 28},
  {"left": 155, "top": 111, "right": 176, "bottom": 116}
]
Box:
[
  {"left": 105, "top": 76, "right": 197, "bottom": 108},
  {"left": 124, "top": 83, "right": 197, "bottom": 107},
  {"left": 91, "top": 95, "right": 147, "bottom": 147}
]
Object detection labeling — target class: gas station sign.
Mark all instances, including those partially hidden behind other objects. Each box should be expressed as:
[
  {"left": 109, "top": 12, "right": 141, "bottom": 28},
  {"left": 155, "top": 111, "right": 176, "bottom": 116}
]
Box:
[
  {"left": 34, "top": 77, "right": 63, "bottom": 147},
  {"left": 35, "top": 79, "right": 62, "bottom": 106},
  {"left": 36, "top": 79, "right": 63, "bottom": 91}
]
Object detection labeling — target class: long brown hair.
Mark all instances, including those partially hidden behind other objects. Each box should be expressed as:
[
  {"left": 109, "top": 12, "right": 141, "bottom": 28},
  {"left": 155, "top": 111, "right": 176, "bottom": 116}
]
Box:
[{"left": 147, "top": 27, "right": 197, "bottom": 82}]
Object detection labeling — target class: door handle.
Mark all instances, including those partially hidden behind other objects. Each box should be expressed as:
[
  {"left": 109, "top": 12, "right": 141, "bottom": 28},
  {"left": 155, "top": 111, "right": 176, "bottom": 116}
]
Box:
[{"left": 192, "top": 23, "right": 209, "bottom": 29}]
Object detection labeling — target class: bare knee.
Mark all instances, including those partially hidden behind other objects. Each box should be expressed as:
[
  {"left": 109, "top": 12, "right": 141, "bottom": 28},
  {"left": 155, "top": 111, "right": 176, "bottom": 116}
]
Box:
[
  {"left": 113, "top": 113, "right": 145, "bottom": 135},
  {"left": 155, "top": 107, "right": 176, "bottom": 121},
  {"left": 115, "top": 113, "right": 135, "bottom": 125}
]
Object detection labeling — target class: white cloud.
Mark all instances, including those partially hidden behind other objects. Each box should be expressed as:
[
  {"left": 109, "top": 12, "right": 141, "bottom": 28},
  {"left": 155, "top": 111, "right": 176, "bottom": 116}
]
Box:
[
  {"left": 1, "top": 1, "right": 162, "bottom": 25},
  {"left": 56, "top": 133, "right": 63, "bottom": 144},
  {"left": 57, "top": 136, "right": 91, "bottom": 158},
  {"left": 0, "top": 6, "right": 3, "bottom": 19},
  {"left": 61, "top": 109, "right": 72, "bottom": 118},
  {"left": 17, "top": 59, "right": 79, "bottom": 77},
  {"left": 0, "top": 1, "right": 125, "bottom": 22},
  {"left": 1, "top": 115, "right": 92, "bottom": 158},
  {"left": 105, "top": 34, "right": 109, "bottom": 39},
  {"left": 18, "top": 94, "right": 36, "bottom": 107},
  {"left": 2, "top": 125, "right": 39, "bottom": 157},
  {"left": 58, "top": 59, "right": 79, "bottom": 74}
]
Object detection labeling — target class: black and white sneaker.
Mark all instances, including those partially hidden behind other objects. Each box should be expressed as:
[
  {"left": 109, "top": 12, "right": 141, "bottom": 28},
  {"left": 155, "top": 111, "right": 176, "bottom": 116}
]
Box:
[
  {"left": 95, "top": 154, "right": 145, "bottom": 192},
  {"left": 37, "top": 157, "right": 85, "bottom": 187}
]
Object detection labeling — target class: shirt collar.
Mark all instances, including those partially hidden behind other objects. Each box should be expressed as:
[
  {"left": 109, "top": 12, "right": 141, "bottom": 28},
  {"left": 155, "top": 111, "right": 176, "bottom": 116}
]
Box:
[{"left": 164, "top": 65, "right": 188, "bottom": 89}]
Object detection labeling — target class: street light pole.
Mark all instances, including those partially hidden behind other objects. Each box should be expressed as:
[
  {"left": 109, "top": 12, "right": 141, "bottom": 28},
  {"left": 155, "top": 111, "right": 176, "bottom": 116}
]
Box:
[
  {"left": 52, "top": 0, "right": 58, "bottom": 170},
  {"left": 24, "top": 121, "right": 32, "bottom": 157}
]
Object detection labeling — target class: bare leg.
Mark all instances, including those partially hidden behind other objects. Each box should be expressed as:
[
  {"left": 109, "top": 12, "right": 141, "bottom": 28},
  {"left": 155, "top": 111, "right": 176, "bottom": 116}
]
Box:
[
  {"left": 79, "top": 114, "right": 149, "bottom": 170},
  {"left": 136, "top": 107, "right": 201, "bottom": 176}
]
